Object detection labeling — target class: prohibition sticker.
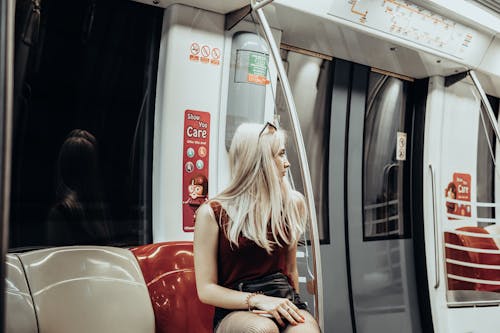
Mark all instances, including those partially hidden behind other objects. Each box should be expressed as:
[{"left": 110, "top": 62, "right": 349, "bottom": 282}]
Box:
[
  {"left": 190, "top": 42, "right": 200, "bottom": 55},
  {"left": 201, "top": 45, "right": 210, "bottom": 57},
  {"left": 211, "top": 47, "right": 221, "bottom": 65},
  {"left": 190, "top": 42, "right": 200, "bottom": 61},
  {"left": 189, "top": 42, "right": 221, "bottom": 65},
  {"left": 396, "top": 132, "right": 407, "bottom": 161},
  {"left": 200, "top": 45, "right": 210, "bottom": 64},
  {"left": 212, "top": 48, "right": 220, "bottom": 59}
]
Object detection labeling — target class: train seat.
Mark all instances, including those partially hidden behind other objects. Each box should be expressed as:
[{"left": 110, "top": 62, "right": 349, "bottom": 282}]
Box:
[
  {"left": 5, "top": 254, "right": 38, "bottom": 333},
  {"left": 17, "top": 246, "right": 155, "bottom": 333},
  {"left": 445, "top": 226, "right": 500, "bottom": 292},
  {"left": 131, "top": 242, "right": 214, "bottom": 333},
  {"left": 484, "top": 224, "right": 500, "bottom": 249}
]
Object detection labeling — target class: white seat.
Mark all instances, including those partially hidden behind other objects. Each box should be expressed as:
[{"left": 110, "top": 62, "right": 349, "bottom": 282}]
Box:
[
  {"left": 5, "top": 254, "right": 38, "bottom": 333},
  {"left": 18, "top": 246, "right": 155, "bottom": 333}
]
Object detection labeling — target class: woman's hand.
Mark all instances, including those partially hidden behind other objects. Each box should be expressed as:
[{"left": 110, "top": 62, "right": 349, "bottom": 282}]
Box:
[{"left": 249, "top": 294, "right": 305, "bottom": 327}]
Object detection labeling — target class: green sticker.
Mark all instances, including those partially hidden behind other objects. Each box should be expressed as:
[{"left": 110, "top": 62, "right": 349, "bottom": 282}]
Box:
[{"left": 248, "top": 53, "right": 268, "bottom": 76}]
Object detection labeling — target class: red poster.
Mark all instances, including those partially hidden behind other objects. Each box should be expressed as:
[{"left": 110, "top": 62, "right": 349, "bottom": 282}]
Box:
[
  {"left": 182, "top": 110, "right": 210, "bottom": 232},
  {"left": 445, "top": 172, "right": 471, "bottom": 219}
]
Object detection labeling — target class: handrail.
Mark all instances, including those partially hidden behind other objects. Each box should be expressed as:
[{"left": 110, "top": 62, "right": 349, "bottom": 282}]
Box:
[
  {"left": 251, "top": 0, "right": 274, "bottom": 11},
  {"left": 428, "top": 164, "right": 440, "bottom": 289},
  {"left": 0, "top": 0, "right": 15, "bottom": 332},
  {"left": 250, "top": 0, "right": 324, "bottom": 329},
  {"left": 383, "top": 163, "right": 399, "bottom": 236},
  {"left": 445, "top": 229, "right": 500, "bottom": 239},
  {"left": 469, "top": 70, "right": 500, "bottom": 144}
]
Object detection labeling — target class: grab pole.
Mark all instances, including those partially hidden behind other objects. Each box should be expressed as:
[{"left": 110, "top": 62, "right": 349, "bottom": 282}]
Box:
[{"left": 250, "top": 0, "right": 324, "bottom": 329}]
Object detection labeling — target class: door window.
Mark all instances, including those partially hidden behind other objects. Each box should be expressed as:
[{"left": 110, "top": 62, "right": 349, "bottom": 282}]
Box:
[{"left": 363, "top": 73, "right": 412, "bottom": 240}]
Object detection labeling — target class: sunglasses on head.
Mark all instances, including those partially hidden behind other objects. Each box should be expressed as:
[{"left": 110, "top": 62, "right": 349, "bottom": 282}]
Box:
[{"left": 258, "top": 121, "right": 278, "bottom": 138}]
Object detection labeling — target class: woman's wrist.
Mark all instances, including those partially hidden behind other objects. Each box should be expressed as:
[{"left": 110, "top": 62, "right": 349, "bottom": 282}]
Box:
[{"left": 246, "top": 292, "right": 263, "bottom": 310}]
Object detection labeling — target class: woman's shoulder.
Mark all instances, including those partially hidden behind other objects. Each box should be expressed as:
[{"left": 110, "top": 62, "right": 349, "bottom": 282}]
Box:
[
  {"left": 290, "top": 190, "right": 306, "bottom": 205},
  {"left": 196, "top": 202, "right": 215, "bottom": 218},
  {"left": 196, "top": 200, "right": 224, "bottom": 224},
  {"left": 200, "top": 199, "right": 222, "bottom": 215},
  {"left": 290, "top": 190, "right": 307, "bottom": 217}
]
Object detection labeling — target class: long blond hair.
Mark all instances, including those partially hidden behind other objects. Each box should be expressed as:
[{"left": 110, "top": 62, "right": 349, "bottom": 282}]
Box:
[{"left": 212, "top": 123, "right": 307, "bottom": 253}]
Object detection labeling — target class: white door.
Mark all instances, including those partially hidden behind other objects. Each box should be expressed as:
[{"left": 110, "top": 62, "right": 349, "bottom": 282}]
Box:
[{"left": 424, "top": 76, "right": 500, "bottom": 333}]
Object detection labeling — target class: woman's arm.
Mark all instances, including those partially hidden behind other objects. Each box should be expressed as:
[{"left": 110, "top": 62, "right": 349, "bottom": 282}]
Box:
[
  {"left": 286, "top": 242, "right": 300, "bottom": 291},
  {"left": 194, "top": 203, "right": 250, "bottom": 310},
  {"left": 194, "top": 203, "right": 305, "bottom": 326},
  {"left": 287, "top": 190, "right": 307, "bottom": 291}
]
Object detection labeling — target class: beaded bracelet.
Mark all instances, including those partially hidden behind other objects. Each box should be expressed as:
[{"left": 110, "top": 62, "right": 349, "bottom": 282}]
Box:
[{"left": 245, "top": 291, "right": 263, "bottom": 311}]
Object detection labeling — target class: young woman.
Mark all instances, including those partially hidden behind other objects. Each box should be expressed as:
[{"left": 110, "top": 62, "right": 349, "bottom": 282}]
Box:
[{"left": 194, "top": 122, "right": 320, "bottom": 332}]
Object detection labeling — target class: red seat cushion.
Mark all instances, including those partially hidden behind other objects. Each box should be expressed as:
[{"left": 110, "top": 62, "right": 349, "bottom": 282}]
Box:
[
  {"left": 445, "top": 227, "right": 500, "bottom": 292},
  {"left": 445, "top": 231, "right": 476, "bottom": 291},
  {"left": 131, "top": 242, "right": 214, "bottom": 333}
]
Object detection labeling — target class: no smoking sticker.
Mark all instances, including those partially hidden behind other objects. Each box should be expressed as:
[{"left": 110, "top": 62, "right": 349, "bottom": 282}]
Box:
[{"left": 188, "top": 42, "right": 221, "bottom": 65}]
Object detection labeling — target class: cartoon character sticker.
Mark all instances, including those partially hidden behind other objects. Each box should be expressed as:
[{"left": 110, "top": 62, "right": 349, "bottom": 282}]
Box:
[
  {"left": 183, "top": 174, "right": 208, "bottom": 208},
  {"left": 445, "top": 173, "right": 471, "bottom": 220},
  {"left": 445, "top": 182, "right": 458, "bottom": 215}
]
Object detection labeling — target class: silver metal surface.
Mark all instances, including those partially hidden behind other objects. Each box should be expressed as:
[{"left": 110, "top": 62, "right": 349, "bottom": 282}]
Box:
[
  {"left": 251, "top": 0, "right": 274, "bottom": 11},
  {"left": 447, "top": 289, "right": 500, "bottom": 306},
  {"left": 250, "top": 0, "right": 324, "bottom": 328},
  {"left": 470, "top": 0, "right": 500, "bottom": 14},
  {"left": 429, "top": 164, "right": 440, "bottom": 289}
]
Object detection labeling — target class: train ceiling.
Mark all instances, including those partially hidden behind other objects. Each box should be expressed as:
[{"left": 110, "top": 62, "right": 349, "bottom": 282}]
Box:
[{"left": 131, "top": 0, "right": 500, "bottom": 97}]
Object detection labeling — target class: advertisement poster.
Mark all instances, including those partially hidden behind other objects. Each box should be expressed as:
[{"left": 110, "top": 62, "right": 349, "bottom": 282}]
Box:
[
  {"left": 182, "top": 110, "right": 210, "bottom": 232},
  {"left": 444, "top": 172, "right": 471, "bottom": 219}
]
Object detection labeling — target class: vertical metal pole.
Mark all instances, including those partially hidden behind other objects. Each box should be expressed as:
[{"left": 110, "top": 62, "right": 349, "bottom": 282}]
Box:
[
  {"left": 428, "top": 164, "right": 440, "bottom": 289},
  {"left": 469, "top": 71, "right": 500, "bottom": 143},
  {"left": 0, "top": 0, "right": 14, "bottom": 332},
  {"left": 250, "top": 0, "right": 324, "bottom": 329}
]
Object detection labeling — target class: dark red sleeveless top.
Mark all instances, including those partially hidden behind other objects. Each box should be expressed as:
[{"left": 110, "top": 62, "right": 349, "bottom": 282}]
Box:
[{"left": 209, "top": 201, "right": 289, "bottom": 288}]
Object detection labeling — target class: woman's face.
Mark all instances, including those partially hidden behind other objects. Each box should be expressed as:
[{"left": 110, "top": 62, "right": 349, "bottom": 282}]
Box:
[{"left": 273, "top": 144, "right": 290, "bottom": 177}]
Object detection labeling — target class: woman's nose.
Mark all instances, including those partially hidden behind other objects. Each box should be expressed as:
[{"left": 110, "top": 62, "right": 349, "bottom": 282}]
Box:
[{"left": 284, "top": 160, "right": 290, "bottom": 168}]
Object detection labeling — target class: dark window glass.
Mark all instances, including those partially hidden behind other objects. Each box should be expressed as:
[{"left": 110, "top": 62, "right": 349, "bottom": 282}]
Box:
[
  {"left": 9, "top": 0, "right": 162, "bottom": 249},
  {"left": 476, "top": 97, "right": 498, "bottom": 226},
  {"left": 363, "top": 73, "right": 412, "bottom": 240}
]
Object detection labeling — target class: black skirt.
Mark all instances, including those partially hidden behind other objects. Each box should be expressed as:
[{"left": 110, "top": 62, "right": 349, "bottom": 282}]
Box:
[{"left": 213, "top": 272, "right": 309, "bottom": 332}]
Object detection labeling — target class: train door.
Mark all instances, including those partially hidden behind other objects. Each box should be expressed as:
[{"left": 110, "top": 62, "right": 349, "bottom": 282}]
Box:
[
  {"left": 280, "top": 51, "right": 427, "bottom": 332},
  {"left": 424, "top": 75, "right": 500, "bottom": 333},
  {"left": 335, "top": 61, "right": 423, "bottom": 333}
]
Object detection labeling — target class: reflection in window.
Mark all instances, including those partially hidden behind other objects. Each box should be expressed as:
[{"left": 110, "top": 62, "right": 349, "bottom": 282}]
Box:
[
  {"left": 363, "top": 73, "right": 411, "bottom": 240},
  {"left": 276, "top": 50, "right": 333, "bottom": 243},
  {"left": 46, "top": 129, "right": 111, "bottom": 246},
  {"left": 477, "top": 98, "right": 498, "bottom": 227},
  {"left": 9, "top": 0, "right": 162, "bottom": 249}
]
